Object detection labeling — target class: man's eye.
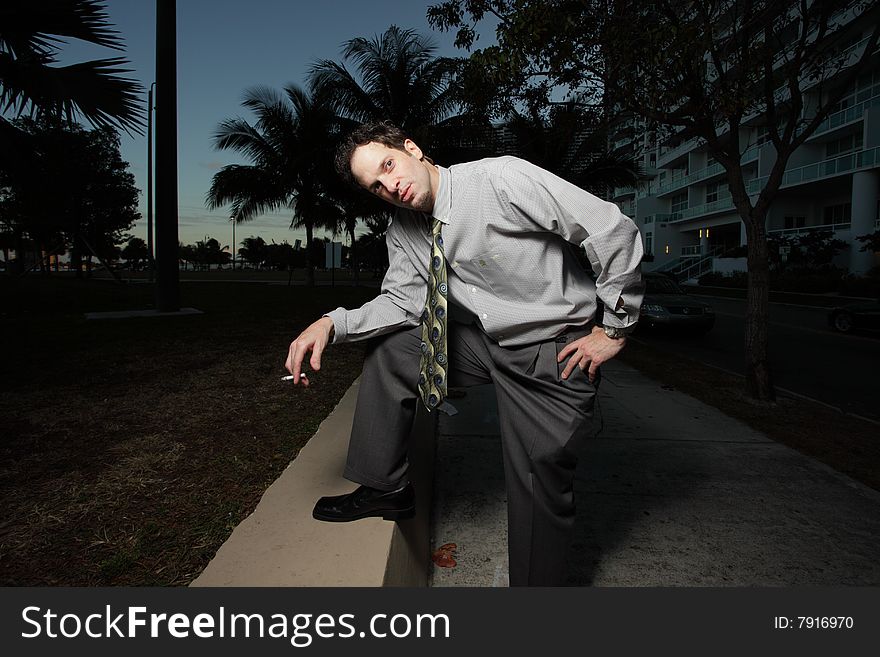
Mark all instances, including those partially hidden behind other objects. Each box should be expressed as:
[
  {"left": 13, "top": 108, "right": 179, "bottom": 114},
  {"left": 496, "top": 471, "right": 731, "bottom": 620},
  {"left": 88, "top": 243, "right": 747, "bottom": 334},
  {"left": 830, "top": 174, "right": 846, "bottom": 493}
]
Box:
[{"left": 384, "top": 160, "right": 393, "bottom": 169}]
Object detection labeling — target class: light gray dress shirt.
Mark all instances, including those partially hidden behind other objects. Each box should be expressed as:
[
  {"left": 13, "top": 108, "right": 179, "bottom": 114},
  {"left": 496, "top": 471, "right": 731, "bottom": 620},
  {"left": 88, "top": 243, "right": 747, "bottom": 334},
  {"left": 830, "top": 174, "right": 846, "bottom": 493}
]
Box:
[{"left": 327, "top": 156, "right": 644, "bottom": 347}]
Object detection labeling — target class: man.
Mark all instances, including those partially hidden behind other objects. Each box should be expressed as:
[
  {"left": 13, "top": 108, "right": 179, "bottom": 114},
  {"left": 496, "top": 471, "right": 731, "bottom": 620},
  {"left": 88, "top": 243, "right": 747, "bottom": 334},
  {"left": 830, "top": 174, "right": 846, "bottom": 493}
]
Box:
[{"left": 285, "top": 121, "right": 643, "bottom": 586}]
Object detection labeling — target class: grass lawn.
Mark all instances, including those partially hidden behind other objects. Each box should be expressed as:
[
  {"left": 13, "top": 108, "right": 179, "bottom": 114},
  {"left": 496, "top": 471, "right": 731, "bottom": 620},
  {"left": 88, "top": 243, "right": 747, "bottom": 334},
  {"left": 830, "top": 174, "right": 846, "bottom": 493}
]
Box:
[{"left": 0, "top": 276, "right": 374, "bottom": 585}]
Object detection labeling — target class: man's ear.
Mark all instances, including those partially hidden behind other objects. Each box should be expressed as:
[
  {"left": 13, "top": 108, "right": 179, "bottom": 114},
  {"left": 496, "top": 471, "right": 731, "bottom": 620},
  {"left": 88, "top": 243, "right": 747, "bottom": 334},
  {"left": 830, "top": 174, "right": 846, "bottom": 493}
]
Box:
[{"left": 403, "top": 138, "right": 424, "bottom": 160}]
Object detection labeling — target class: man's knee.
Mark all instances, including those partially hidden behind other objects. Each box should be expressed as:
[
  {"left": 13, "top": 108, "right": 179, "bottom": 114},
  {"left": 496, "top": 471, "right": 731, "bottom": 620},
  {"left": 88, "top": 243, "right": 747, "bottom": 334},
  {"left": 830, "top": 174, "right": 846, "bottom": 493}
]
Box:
[{"left": 363, "top": 326, "right": 422, "bottom": 375}]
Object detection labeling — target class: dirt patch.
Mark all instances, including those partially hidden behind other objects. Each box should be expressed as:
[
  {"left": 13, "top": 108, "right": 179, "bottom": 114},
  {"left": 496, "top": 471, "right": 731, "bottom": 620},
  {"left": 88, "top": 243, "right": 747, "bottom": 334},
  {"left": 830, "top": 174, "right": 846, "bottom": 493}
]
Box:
[{"left": 0, "top": 278, "right": 374, "bottom": 585}]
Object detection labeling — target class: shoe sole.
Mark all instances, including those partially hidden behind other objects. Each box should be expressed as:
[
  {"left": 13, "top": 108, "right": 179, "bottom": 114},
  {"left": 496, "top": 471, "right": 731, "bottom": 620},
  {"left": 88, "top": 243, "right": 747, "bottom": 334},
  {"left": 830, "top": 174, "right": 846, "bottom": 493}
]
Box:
[{"left": 312, "top": 506, "right": 416, "bottom": 523}]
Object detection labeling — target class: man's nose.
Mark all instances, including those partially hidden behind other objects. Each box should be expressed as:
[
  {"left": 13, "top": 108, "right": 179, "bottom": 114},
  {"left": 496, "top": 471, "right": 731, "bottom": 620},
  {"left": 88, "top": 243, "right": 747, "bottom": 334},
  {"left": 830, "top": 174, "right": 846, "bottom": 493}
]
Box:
[{"left": 379, "top": 177, "right": 397, "bottom": 194}]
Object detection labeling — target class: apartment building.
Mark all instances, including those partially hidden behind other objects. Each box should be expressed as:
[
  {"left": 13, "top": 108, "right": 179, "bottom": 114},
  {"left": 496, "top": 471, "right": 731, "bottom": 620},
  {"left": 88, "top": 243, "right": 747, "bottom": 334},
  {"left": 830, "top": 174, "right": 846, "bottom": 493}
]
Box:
[{"left": 610, "top": 3, "right": 880, "bottom": 279}]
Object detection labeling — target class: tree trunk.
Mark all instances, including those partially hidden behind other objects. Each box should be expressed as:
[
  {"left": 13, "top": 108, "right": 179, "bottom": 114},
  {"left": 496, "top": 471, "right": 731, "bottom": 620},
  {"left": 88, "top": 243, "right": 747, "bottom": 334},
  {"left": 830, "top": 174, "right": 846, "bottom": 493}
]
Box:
[
  {"left": 70, "top": 235, "right": 83, "bottom": 279},
  {"left": 10, "top": 228, "right": 24, "bottom": 275},
  {"left": 305, "top": 224, "right": 315, "bottom": 287},
  {"left": 744, "top": 213, "right": 775, "bottom": 402},
  {"left": 349, "top": 227, "right": 359, "bottom": 286}
]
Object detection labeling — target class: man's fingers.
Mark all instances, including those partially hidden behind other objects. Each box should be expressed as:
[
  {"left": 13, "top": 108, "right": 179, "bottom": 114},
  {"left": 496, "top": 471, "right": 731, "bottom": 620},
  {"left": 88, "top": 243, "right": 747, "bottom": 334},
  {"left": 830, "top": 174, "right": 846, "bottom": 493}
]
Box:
[
  {"left": 309, "top": 341, "right": 324, "bottom": 371},
  {"left": 560, "top": 354, "right": 581, "bottom": 379},
  {"left": 291, "top": 340, "right": 313, "bottom": 384},
  {"left": 588, "top": 360, "right": 600, "bottom": 382},
  {"left": 557, "top": 341, "right": 577, "bottom": 363}
]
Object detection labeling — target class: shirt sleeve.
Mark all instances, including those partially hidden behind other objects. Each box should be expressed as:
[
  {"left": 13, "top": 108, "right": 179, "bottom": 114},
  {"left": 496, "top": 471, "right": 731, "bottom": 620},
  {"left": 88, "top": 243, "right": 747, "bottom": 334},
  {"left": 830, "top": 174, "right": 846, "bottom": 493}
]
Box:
[
  {"left": 325, "top": 218, "right": 426, "bottom": 343},
  {"left": 498, "top": 158, "right": 645, "bottom": 328}
]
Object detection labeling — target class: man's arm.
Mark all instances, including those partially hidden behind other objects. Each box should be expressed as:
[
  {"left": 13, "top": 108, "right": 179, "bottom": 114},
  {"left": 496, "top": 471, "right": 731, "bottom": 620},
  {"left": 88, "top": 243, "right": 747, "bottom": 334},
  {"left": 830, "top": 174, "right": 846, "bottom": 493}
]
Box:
[
  {"left": 283, "top": 220, "right": 426, "bottom": 385},
  {"left": 499, "top": 158, "right": 644, "bottom": 329},
  {"left": 499, "top": 158, "right": 645, "bottom": 380}
]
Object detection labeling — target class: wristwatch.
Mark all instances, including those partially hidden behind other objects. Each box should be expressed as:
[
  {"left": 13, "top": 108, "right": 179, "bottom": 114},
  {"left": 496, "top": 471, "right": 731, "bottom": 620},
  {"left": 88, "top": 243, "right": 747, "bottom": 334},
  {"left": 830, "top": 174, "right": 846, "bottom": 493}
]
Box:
[{"left": 603, "top": 324, "right": 636, "bottom": 339}]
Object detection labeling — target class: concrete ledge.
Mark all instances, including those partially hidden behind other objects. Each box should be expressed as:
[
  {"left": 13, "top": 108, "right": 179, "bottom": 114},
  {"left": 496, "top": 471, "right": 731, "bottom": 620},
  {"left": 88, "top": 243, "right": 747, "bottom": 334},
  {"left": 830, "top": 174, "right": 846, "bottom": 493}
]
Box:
[{"left": 191, "top": 377, "right": 436, "bottom": 587}]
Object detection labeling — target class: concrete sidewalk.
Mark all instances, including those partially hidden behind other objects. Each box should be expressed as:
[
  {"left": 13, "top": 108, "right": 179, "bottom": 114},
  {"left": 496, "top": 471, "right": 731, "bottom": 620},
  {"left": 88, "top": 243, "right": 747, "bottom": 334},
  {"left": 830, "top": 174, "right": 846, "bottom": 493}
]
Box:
[{"left": 430, "top": 360, "right": 880, "bottom": 586}]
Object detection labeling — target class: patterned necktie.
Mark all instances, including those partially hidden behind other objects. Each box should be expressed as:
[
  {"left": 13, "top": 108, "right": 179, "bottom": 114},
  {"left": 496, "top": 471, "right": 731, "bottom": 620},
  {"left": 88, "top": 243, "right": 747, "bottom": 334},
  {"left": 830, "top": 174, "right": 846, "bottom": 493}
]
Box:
[{"left": 418, "top": 217, "right": 448, "bottom": 411}]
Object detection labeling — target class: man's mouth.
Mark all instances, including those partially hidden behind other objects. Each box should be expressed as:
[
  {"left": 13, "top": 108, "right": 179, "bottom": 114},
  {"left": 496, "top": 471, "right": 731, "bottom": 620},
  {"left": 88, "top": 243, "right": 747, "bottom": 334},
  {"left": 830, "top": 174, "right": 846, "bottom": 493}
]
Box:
[{"left": 400, "top": 184, "right": 413, "bottom": 203}]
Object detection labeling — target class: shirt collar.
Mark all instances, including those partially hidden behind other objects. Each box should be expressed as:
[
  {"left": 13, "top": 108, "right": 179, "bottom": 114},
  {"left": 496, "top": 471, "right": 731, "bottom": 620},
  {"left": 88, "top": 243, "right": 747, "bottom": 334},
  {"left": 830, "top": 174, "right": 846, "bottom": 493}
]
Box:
[{"left": 430, "top": 165, "right": 452, "bottom": 225}]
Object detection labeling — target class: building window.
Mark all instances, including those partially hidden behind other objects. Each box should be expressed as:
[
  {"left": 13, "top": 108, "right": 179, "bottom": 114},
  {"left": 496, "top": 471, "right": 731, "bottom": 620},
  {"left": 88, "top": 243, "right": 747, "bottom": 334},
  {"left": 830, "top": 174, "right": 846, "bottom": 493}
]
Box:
[
  {"left": 826, "top": 132, "right": 863, "bottom": 157},
  {"left": 671, "top": 192, "right": 689, "bottom": 213},
  {"left": 706, "top": 180, "right": 730, "bottom": 203},
  {"left": 784, "top": 216, "right": 806, "bottom": 229},
  {"left": 823, "top": 203, "right": 851, "bottom": 226},
  {"left": 646, "top": 232, "right": 653, "bottom": 256},
  {"left": 855, "top": 71, "right": 879, "bottom": 103}
]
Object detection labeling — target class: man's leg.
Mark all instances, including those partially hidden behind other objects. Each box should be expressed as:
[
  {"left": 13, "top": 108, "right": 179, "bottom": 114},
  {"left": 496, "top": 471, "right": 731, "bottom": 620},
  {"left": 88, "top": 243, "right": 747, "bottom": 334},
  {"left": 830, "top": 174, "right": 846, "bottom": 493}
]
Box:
[
  {"left": 343, "top": 326, "right": 423, "bottom": 491},
  {"left": 488, "top": 330, "right": 597, "bottom": 586}
]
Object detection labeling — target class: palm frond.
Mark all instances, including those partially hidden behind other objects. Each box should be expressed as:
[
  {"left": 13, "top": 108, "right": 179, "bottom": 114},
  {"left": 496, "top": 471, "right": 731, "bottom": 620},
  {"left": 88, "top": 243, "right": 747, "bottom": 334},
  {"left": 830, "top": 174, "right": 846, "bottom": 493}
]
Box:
[
  {"left": 0, "top": 53, "right": 144, "bottom": 134},
  {"left": 0, "top": 0, "right": 124, "bottom": 58},
  {"left": 205, "top": 164, "right": 287, "bottom": 222}
]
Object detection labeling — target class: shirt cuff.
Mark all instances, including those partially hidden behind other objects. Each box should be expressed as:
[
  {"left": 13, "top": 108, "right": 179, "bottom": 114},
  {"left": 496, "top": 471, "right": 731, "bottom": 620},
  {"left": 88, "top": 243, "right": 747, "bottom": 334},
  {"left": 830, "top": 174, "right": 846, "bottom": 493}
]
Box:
[{"left": 324, "top": 308, "right": 348, "bottom": 344}]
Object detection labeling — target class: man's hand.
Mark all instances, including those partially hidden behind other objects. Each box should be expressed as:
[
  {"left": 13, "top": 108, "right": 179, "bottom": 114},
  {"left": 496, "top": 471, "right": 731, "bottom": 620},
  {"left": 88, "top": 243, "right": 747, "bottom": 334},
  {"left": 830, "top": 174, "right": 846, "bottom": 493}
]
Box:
[
  {"left": 557, "top": 325, "right": 627, "bottom": 383},
  {"left": 285, "top": 317, "right": 335, "bottom": 387}
]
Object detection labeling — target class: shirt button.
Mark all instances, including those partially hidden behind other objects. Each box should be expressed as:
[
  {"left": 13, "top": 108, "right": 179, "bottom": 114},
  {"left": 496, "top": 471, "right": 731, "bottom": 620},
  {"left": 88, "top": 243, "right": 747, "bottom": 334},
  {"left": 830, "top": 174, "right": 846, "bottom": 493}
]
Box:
[
  {"left": 481, "top": 313, "right": 488, "bottom": 319},
  {"left": 471, "top": 287, "right": 477, "bottom": 293}
]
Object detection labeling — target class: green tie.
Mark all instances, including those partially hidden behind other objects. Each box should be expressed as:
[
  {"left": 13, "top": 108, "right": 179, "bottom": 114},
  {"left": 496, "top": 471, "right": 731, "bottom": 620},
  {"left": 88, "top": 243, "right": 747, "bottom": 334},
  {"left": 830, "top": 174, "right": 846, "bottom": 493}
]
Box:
[{"left": 418, "top": 217, "right": 448, "bottom": 411}]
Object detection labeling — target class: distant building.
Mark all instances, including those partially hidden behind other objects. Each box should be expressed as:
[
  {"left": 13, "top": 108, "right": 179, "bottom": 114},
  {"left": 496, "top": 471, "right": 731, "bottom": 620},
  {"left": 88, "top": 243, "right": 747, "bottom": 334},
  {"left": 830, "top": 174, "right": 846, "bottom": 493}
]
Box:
[{"left": 610, "top": 3, "right": 880, "bottom": 278}]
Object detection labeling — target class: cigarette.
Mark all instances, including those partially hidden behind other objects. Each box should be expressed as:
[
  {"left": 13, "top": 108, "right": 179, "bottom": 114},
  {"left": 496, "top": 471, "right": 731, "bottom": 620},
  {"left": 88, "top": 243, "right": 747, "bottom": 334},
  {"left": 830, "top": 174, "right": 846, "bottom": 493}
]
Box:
[{"left": 281, "top": 374, "right": 307, "bottom": 381}]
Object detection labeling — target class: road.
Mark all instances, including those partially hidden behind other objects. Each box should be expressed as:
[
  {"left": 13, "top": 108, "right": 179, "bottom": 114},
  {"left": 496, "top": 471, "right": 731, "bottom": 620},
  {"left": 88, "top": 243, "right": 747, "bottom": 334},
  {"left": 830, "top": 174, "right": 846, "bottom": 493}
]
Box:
[{"left": 634, "top": 295, "right": 880, "bottom": 422}]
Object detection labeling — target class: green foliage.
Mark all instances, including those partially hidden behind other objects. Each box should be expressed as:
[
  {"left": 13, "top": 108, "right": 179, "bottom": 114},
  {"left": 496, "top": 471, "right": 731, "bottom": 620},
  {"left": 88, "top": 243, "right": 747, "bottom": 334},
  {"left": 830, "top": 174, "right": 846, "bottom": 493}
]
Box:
[
  {"left": 120, "top": 236, "right": 148, "bottom": 269},
  {"left": 856, "top": 230, "right": 880, "bottom": 253},
  {"left": 769, "top": 231, "right": 848, "bottom": 272},
  {"left": 0, "top": 0, "right": 144, "bottom": 135},
  {"left": 427, "top": 0, "right": 605, "bottom": 117},
  {"left": 0, "top": 117, "right": 140, "bottom": 272}
]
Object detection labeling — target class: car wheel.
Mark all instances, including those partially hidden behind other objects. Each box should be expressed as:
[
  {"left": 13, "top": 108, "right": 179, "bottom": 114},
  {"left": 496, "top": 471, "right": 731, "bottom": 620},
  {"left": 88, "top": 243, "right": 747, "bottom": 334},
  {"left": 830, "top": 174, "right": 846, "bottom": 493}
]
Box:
[{"left": 832, "top": 311, "right": 854, "bottom": 333}]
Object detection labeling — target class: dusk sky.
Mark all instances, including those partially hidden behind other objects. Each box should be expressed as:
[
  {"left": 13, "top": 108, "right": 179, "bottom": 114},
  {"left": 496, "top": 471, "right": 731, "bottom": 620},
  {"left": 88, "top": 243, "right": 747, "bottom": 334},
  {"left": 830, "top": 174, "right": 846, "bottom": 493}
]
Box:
[{"left": 57, "top": 0, "right": 495, "bottom": 249}]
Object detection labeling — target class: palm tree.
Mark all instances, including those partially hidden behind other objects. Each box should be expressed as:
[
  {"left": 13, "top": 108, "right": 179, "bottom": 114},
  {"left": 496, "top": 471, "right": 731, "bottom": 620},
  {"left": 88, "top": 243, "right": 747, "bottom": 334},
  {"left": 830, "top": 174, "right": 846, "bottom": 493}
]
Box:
[
  {"left": 0, "top": 0, "right": 143, "bottom": 136},
  {"left": 308, "top": 25, "right": 462, "bottom": 153},
  {"left": 206, "top": 84, "right": 340, "bottom": 286},
  {"left": 503, "top": 102, "right": 643, "bottom": 197}
]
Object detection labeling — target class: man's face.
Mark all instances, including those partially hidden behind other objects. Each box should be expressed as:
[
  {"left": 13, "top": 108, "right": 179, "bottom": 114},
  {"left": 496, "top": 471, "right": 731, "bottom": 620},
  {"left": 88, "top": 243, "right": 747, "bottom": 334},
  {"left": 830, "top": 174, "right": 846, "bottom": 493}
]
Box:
[{"left": 350, "top": 139, "right": 436, "bottom": 213}]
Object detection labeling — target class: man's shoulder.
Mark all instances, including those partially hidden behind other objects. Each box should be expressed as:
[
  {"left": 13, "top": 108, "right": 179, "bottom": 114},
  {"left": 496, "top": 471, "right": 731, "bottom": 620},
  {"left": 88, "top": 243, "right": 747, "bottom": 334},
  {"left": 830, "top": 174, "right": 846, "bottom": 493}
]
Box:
[
  {"left": 449, "top": 156, "right": 545, "bottom": 189},
  {"left": 450, "top": 155, "right": 525, "bottom": 175}
]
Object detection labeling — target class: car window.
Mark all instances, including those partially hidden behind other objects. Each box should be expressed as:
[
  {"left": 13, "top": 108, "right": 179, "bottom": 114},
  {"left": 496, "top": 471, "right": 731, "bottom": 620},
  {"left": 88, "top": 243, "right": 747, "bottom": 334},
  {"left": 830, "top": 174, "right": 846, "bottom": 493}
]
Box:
[{"left": 645, "top": 276, "right": 682, "bottom": 295}]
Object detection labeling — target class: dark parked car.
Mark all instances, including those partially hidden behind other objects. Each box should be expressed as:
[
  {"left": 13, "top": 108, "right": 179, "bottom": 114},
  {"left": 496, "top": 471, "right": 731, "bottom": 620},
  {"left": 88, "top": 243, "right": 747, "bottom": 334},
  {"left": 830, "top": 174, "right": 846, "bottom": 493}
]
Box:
[
  {"left": 828, "top": 300, "right": 880, "bottom": 333},
  {"left": 638, "top": 273, "right": 715, "bottom": 333}
]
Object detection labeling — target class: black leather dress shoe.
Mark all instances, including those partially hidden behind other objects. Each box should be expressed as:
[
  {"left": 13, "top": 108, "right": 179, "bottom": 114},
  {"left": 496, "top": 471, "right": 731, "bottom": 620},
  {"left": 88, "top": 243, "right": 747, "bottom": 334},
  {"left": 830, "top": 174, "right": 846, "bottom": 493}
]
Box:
[{"left": 312, "top": 483, "right": 415, "bottom": 522}]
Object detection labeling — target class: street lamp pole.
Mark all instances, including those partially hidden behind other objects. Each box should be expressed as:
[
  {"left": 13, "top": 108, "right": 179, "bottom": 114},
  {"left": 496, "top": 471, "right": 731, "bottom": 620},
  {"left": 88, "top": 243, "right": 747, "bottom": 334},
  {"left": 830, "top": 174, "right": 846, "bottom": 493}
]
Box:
[{"left": 147, "top": 81, "right": 156, "bottom": 282}]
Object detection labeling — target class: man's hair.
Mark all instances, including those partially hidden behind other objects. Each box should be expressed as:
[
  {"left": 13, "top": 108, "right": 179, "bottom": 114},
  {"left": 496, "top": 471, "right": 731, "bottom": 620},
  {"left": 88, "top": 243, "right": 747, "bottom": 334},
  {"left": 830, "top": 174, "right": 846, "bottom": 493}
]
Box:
[{"left": 334, "top": 121, "right": 410, "bottom": 189}]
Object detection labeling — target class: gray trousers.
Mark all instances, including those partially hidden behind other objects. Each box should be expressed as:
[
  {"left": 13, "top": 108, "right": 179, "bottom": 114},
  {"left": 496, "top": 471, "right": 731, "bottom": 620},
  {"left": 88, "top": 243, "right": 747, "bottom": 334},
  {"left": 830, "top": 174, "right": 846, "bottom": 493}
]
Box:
[{"left": 343, "top": 321, "right": 597, "bottom": 586}]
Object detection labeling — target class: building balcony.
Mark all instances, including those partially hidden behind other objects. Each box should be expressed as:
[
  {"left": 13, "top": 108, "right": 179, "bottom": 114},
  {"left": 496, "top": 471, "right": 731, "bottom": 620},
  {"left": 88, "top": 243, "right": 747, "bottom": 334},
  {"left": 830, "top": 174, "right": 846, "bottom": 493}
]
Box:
[
  {"left": 767, "top": 222, "right": 851, "bottom": 237},
  {"left": 654, "top": 144, "right": 761, "bottom": 197},
  {"left": 747, "top": 146, "right": 880, "bottom": 194},
  {"left": 643, "top": 213, "right": 679, "bottom": 226},
  {"left": 667, "top": 197, "right": 739, "bottom": 223},
  {"left": 656, "top": 136, "right": 698, "bottom": 168},
  {"left": 808, "top": 93, "right": 880, "bottom": 140}
]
